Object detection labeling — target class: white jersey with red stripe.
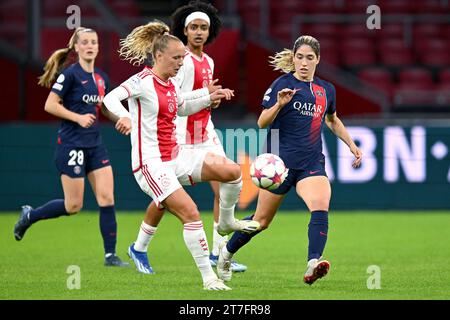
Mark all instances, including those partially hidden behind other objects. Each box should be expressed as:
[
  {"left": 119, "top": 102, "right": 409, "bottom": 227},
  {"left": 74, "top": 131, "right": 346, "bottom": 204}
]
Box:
[
  {"left": 174, "top": 50, "right": 216, "bottom": 145},
  {"left": 120, "top": 67, "right": 183, "bottom": 171}
]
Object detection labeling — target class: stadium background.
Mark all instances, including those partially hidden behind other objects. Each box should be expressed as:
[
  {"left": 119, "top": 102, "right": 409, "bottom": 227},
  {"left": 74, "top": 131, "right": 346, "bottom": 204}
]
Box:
[
  {"left": 1, "top": 0, "right": 450, "bottom": 302},
  {"left": 1, "top": 0, "right": 449, "bottom": 211}
]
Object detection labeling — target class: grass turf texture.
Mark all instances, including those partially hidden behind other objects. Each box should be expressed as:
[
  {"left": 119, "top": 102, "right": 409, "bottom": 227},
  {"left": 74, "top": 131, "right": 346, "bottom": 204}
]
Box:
[{"left": 1, "top": 211, "right": 449, "bottom": 300}]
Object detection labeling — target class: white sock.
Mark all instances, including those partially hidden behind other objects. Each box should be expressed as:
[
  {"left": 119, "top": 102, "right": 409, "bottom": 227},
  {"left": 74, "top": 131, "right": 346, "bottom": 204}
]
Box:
[
  {"left": 183, "top": 221, "right": 217, "bottom": 283},
  {"left": 134, "top": 221, "right": 157, "bottom": 252},
  {"left": 218, "top": 178, "right": 242, "bottom": 225},
  {"left": 221, "top": 243, "right": 233, "bottom": 260},
  {"left": 212, "top": 221, "right": 228, "bottom": 256}
]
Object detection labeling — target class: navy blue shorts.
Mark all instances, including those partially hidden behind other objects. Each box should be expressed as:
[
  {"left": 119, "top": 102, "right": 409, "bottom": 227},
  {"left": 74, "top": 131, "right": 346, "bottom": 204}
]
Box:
[
  {"left": 269, "top": 158, "right": 327, "bottom": 195},
  {"left": 54, "top": 144, "right": 111, "bottom": 178}
]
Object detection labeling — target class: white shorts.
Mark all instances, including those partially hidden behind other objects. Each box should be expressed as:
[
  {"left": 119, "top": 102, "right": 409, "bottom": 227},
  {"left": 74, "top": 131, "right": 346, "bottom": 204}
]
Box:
[
  {"left": 134, "top": 148, "right": 208, "bottom": 206},
  {"left": 181, "top": 134, "right": 226, "bottom": 157}
]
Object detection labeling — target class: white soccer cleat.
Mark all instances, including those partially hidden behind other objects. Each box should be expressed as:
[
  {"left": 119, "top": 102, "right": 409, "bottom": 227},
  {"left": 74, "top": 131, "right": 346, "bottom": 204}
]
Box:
[
  {"left": 217, "top": 219, "right": 260, "bottom": 236},
  {"left": 203, "top": 278, "right": 232, "bottom": 291},
  {"left": 217, "top": 241, "right": 232, "bottom": 282},
  {"left": 303, "top": 258, "right": 330, "bottom": 285}
]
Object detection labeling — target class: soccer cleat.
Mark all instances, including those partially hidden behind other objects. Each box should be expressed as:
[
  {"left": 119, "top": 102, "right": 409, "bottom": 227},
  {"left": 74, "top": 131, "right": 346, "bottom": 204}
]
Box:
[
  {"left": 127, "top": 243, "right": 154, "bottom": 274},
  {"left": 14, "top": 205, "right": 33, "bottom": 241},
  {"left": 216, "top": 219, "right": 260, "bottom": 236},
  {"left": 210, "top": 253, "right": 247, "bottom": 272},
  {"left": 104, "top": 254, "right": 130, "bottom": 267},
  {"left": 217, "top": 241, "right": 232, "bottom": 282},
  {"left": 203, "top": 278, "right": 232, "bottom": 291},
  {"left": 303, "top": 258, "right": 330, "bottom": 285}
]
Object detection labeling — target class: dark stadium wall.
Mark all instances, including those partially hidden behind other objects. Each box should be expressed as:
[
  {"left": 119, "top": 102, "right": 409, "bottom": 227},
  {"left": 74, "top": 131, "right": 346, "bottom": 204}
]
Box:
[{"left": 1, "top": 124, "right": 449, "bottom": 211}]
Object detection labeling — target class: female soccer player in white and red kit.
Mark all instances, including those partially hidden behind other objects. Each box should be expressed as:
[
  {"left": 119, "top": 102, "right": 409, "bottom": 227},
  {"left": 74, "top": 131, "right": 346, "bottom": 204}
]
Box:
[
  {"left": 137, "top": 1, "right": 249, "bottom": 274},
  {"left": 103, "top": 21, "right": 259, "bottom": 290}
]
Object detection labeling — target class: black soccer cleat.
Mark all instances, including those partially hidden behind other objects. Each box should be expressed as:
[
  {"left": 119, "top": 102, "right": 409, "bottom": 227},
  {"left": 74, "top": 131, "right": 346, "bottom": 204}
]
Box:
[
  {"left": 104, "top": 254, "right": 130, "bottom": 267},
  {"left": 14, "top": 205, "right": 33, "bottom": 241}
]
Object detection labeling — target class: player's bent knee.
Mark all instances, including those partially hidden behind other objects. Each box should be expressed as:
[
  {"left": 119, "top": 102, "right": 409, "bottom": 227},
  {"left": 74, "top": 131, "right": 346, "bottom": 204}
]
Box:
[
  {"left": 97, "top": 192, "right": 114, "bottom": 206},
  {"left": 257, "top": 219, "right": 271, "bottom": 231},
  {"left": 229, "top": 163, "right": 241, "bottom": 181},
  {"left": 65, "top": 202, "right": 83, "bottom": 214}
]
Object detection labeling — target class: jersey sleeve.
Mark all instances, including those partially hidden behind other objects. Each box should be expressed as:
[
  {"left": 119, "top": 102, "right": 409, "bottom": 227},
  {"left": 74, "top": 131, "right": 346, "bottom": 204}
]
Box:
[
  {"left": 261, "top": 77, "right": 283, "bottom": 109},
  {"left": 50, "top": 69, "right": 73, "bottom": 99},
  {"left": 326, "top": 83, "right": 336, "bottom": 114},
  {"left": 119, "top": 74, "right": 142, "bottom": 99}
]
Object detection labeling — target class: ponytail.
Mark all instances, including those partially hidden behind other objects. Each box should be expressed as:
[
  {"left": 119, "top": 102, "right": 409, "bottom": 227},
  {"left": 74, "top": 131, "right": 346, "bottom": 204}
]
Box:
[{"left": 119, "top": 20, "right": 180, "bottom": 66}]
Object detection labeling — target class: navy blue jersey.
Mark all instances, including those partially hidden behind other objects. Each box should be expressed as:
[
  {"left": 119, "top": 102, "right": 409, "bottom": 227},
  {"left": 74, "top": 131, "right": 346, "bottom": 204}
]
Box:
[
  {"left": 262, "top": 73, "right": 336, "bottom": 170},
  {"left": 51, "top": 62, "right": 109, "bottom": 148}
]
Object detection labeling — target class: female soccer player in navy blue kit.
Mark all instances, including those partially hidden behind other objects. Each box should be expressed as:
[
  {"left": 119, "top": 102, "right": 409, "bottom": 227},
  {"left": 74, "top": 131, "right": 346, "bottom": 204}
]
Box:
[
  {"left": 14, "top": 27, "right": 128, "bottom": 267},
  {"left": 217, "top": 35, "right": 363, "bottom": 285}
]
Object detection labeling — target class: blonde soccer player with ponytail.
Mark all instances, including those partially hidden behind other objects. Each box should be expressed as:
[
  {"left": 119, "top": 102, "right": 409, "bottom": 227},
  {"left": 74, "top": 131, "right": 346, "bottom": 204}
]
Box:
[
  {"left": 136, "top": 0, "right": 249, "bottom": 275},
  {"left": 103, "top": 20, "right": 259, "bottom": 291},
  {"left": 14, "top": 27, "right": 129, "bottom": 267}
]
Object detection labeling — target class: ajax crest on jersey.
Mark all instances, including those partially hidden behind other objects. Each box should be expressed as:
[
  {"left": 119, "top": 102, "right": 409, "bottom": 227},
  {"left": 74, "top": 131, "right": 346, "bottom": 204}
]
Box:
[{"left": 249, "top": 153, "right": 288, "bottom": 190}]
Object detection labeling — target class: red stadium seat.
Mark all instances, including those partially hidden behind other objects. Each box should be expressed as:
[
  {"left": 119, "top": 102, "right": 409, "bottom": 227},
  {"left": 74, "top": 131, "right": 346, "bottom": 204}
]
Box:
[
  {"left": 344, "top": 0, "right": 377, "bottom": 13},
  {"left": 342, "top": 24, "right": 376, "bottom": 39},
  {"left": 438, "top": 68, "right": 450, "bottom": 83},
  {"left": 341, "top": 38, "right": 376, "bottom": 67},
  {"left": 398, "top": 67, "right": 433, "bottom": 86},
  {"left": 379, "top": 38, "right": 414, "bottom": 67},
  {"left": 317, "top": 38, "right": 338, "bottom": 65},
  {"left": 377, "top": 24, "right": 405, "bottom": 39},
  {"left": 358, "top": 67, "right": 394, "bottom": 96},
  {"left": 413, "top": 0, "right": 450, "bottom": 14},
  {"left": 413, "top": 24, "right": 444, "bottom": 41},
  {"left": 379, "top": 0, "right": 413, "bottom": 13},
  {"left": 414, "top": 39, "right": 449, "bottom": 67},
  {"left": 302, "top": 0, "right": 343, "bottom": 13},
  {"left": 302, "top": 24, "right": 337, "bottom": 40}
]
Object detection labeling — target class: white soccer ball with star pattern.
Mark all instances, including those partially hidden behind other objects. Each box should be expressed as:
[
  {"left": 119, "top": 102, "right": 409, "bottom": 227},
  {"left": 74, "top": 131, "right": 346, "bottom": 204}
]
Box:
[{"left": 249, "top": 153, "right": 288, "bottom": 190}]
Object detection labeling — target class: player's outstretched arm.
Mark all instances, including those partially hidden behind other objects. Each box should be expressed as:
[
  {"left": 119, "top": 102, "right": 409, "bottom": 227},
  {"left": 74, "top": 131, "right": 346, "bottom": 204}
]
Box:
[{"left": 325, "top": 112, "right": 362, "bottom": 168}]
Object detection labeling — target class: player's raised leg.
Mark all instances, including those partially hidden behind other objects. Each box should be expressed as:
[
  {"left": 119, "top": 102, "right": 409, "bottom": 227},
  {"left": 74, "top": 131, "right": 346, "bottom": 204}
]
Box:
[{"left": 201, "top": 153, "right": 260, "bottom": 235}]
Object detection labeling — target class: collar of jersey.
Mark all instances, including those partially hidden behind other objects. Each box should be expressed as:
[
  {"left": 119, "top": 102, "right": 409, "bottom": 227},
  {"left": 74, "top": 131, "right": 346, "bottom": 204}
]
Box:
[
  {"left": 145, "top": 67, "right": 172, "bottom": 87},
  {"left": 186, "top": 48, "right": 204, "bottom": 62}
]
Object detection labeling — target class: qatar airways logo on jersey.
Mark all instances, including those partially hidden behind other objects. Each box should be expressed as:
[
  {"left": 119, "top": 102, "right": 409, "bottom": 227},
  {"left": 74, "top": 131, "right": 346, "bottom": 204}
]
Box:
[
  {"left": 293, "top": 101, "right": 323, "bottom": 118},
  {"left": 82, "top": 94, "right": 103, "bottom": 104}
]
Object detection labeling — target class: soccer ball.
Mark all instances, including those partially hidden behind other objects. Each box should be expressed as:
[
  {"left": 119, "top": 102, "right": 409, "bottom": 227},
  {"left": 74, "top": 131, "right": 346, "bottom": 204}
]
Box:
[{"left": 249, "top": 153, "right": 288, "bottom": 190}]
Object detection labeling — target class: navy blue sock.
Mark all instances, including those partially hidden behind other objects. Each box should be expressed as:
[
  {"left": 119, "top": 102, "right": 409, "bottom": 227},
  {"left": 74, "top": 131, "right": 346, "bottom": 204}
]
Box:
[
  {"left": 226, "top": 214, "right": 262, "bottom": 254},
  {"left": 308, "top": 210, "right": 328, "bottom": 261},
  {"left": 99, "top": 206, "right": 117, "bottom": 255},
  {"left": 28, "top": 199, "right": 68, "bottom": 223}
]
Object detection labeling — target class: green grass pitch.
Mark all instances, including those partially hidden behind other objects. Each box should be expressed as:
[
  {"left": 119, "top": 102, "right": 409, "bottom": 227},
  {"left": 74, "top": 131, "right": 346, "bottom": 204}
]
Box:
[{"left": 1, "top": 211, "right": 449, "bottom": 300}]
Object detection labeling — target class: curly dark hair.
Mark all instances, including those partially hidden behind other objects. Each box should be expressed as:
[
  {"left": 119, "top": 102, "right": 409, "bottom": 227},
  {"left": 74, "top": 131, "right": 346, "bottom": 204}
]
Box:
[{"left": 171, "top": 0, "right": 222, "bottom": 45}]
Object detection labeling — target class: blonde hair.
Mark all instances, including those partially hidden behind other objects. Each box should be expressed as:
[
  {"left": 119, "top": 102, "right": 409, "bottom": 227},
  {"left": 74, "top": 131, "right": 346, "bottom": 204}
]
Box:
[
  {"left": 269, "top": 35, "right": 320, "bottom": 73},
  {"left": 119, "top": 20, "right": 180, "bottom": 66},
  {"left": 38, "top": 27, "right": 96, "bottom": 88}
]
